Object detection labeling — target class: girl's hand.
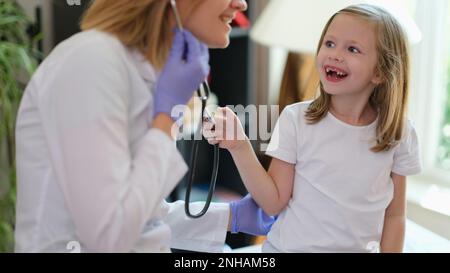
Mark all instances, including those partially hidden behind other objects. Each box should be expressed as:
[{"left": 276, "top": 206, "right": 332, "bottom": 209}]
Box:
[{"left": 203, "top": 107, "right": 248, "bottom": 152}]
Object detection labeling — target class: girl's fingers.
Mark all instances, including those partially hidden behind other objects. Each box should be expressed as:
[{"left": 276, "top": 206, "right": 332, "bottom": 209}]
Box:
[
  {"left": 213, "top": 114, "right": 225, "bottom": 128},
  {"left": 207, "top": 107, "right": 240, "bottom": 141},
  {"left": 203, "top": 121, "right": 215, "bottom": 131},
  {"left": 202, "top": 121, "right": 216, "bottom": 139},
  {"left": 203, "top": 129, "right": 215, "bottom": 139},
  {"left": 207, "top": 138, "right": 220, "bottom": 145}
]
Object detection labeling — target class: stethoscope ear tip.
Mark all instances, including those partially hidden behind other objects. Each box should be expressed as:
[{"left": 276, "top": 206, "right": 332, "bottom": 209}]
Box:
[{"left": 170, "top": 0, "right": 184, "bottom": 31}]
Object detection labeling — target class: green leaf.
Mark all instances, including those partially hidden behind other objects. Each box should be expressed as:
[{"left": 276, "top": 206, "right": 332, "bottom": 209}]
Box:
[
  {"left": 0, "top": 0, "right": 40, "bottom": 253},
  {"left": 0, "top": 15, "right": 24, "bottom": 26},
  {"left": 17, "top": 47, "right": 36, "bottom": 75}
]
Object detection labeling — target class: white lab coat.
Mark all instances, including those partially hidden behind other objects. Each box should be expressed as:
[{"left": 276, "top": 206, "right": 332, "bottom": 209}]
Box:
[{"left": 14, "top": 29, "right": 229, "bottom": 253}]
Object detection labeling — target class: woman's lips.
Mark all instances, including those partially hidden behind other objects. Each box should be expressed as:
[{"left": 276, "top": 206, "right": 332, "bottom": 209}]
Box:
[{"left": 220, "top": 15, "right": 234, "bottom": 24}]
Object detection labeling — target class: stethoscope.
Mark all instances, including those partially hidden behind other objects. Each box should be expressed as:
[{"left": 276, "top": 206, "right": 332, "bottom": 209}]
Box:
[{"left": 170, "top": 0, "right": 220, "bottom": 218}]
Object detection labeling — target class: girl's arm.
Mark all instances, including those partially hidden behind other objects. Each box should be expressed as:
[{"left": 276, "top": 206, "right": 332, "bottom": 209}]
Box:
[
  {"left": 380, "top": 173, "right": 407, "bottom": 252},
  {"left": 230, "top": 141, "right": 295, "bottom": 215},
  {"left": 205, "top": 107, "right": 295, "bottom": 216}
]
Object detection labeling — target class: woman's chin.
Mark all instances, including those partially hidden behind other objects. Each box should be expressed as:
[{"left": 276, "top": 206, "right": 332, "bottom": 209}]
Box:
[{"left": 206, "top": 36, "right": 230, "bottom": 49}]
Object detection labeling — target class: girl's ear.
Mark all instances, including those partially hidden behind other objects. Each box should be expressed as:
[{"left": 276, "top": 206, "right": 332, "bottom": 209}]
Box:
[{"left": 371, "top": 69, "right": 384, "bottom": 85}]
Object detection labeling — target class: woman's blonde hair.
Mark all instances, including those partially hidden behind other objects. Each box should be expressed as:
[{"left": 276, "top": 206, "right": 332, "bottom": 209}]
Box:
[
  {"left": 80, "top": 0, "right": 203, "bottom": 69},
  {"left": 305, "top": 4, "right": 410, "bottom": 152}
]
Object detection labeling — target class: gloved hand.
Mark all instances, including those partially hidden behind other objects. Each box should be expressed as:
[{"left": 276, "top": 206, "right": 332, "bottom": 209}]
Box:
[
  {"left": 229, "top": 194, "right": 277, "bottom": 236},
  {"left": 153, "top": 29, "right": 210, "bottom": 120}
]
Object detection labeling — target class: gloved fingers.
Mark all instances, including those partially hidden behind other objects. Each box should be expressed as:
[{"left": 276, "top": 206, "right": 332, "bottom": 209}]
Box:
[
  {"left": 168, "top": 28, "right": 186, "bottom": 60},
  {"left": 229, "top": 200, "right": 244, "bottom": 234},
  {"left": 183, "top": 30, "right": 203, "bottom": 63},
  {"left": 183, "top": 31, "right": 210, "bottom": 83},
  {"left": 259, "top": 209, "right": 274, "bottom": 221},
  {"left": 229, "top": 194, "right": 276, "bottom": 236},
  {"left": 199, "top": 42, "right": 209, "bottom": 56},
  {"left": 198, "top": 43, "right": 210, "bottom": 64}
]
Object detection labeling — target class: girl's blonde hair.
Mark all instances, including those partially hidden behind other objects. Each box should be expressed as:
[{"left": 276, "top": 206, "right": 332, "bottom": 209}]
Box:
[
  {"left": 80, "top": 0, "right": 203, "bottom": 70},
  {"left": 305, "top": 4, "right": 410, "bottom": 152}
]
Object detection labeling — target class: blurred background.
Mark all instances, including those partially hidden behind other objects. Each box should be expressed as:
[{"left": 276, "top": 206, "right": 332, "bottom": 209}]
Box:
[{"left": 0, "top": 0, "right": 449, "bottom": 253}]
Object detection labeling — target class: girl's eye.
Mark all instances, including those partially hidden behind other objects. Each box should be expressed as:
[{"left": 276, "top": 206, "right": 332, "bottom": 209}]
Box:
[
  {"left": 348, "top": 46, "right": 360, "bottom": 54},
  {"left": 325, "top": 41, "right": 335, "bottom": 48}
]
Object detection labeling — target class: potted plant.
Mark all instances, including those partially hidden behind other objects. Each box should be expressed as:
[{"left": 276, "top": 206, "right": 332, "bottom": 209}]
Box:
[{"left": 0, "top": 0, "right": 41, "bottom": 252}]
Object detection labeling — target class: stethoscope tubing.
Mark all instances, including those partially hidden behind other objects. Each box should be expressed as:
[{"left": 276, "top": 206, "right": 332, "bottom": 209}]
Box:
[
  {"left": 169, "top": 0, "right": 220, "bottom": 218},
  {"left": 184, "top": 82, "right": 220, "bottom": 218}
]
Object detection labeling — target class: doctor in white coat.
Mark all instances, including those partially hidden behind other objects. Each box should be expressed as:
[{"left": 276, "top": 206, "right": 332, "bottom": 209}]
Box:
[{"left": 14, "top": 0, "right": 275, "bottom": 253}]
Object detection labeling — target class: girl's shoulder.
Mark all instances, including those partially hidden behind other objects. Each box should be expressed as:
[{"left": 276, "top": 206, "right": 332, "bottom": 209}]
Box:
[
  {"left": 282, "top": 100, "right": 313, "bottom": 117},
  {"left": 399, "top": 118, "right": 419, "bottom": 145},
  {"left": 279, "top": 100, "right": 313, "bottom": 127}
]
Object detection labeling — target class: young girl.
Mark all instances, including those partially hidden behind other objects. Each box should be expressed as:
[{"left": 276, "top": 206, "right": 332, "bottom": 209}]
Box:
[{"left": 205, "top": 4, "right": 422, "bottom": 252}]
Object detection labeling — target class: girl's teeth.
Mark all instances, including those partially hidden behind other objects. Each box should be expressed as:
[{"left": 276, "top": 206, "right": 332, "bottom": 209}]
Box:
[{"left": 325, "top": 67, "right": 347, "bottom": 76}]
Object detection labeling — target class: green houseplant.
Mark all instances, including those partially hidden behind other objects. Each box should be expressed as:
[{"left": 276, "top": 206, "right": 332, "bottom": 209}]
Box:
[{"left": 0, "top": 0, "right": 40, "bottom": 252}]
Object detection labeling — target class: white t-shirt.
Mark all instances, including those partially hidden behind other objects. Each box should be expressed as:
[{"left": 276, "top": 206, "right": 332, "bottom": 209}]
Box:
[{"left": 263, "top": 101, "right": 422, "bottom": 253}]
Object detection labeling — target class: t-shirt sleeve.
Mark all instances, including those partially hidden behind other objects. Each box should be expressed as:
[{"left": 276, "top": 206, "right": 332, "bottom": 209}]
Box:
[
  {"left": 265, "top": 105, "right": 298, "bottom": 164},
  {"left": 392, "top": 120, "right": 422, "bottom": 176}
]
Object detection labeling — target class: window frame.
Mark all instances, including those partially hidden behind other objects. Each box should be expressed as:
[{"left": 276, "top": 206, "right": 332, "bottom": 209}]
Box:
[{"left": 408, "top": 0, "right": 450, "bottom": 186}]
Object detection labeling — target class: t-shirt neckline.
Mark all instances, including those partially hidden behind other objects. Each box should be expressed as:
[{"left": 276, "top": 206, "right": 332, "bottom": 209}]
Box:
[{"left": 327, "top": 111, "right": 378, "bottom": 130}]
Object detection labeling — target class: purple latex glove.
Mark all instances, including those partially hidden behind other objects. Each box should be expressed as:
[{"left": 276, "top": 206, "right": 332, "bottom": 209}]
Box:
[
  {"left": 229, "top": 194, "right": 277, "bottom": 236},
  {"left": 153, "top": 29, "right": 210, "bottom": 120}
]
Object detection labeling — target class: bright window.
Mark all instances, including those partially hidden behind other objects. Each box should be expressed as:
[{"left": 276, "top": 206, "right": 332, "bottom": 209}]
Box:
[
  {"left": 436, "top": 4, "right": 450, "bottom": 171},
  {"left": 408, "top": 0, "right": 450, "bottom": 184}
]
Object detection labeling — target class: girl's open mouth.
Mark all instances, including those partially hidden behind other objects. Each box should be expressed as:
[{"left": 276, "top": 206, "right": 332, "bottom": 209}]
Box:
[{"left": 324, "top": 65, "right": 349, "bottom": 83}]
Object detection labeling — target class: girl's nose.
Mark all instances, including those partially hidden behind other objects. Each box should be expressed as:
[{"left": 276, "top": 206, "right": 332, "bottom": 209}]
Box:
[
  {"left": 230, "top": 0, "right": 248, "bottom": 11},
  {"left": 329, "top": 54, "right": 344, "bottom": 63}
]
